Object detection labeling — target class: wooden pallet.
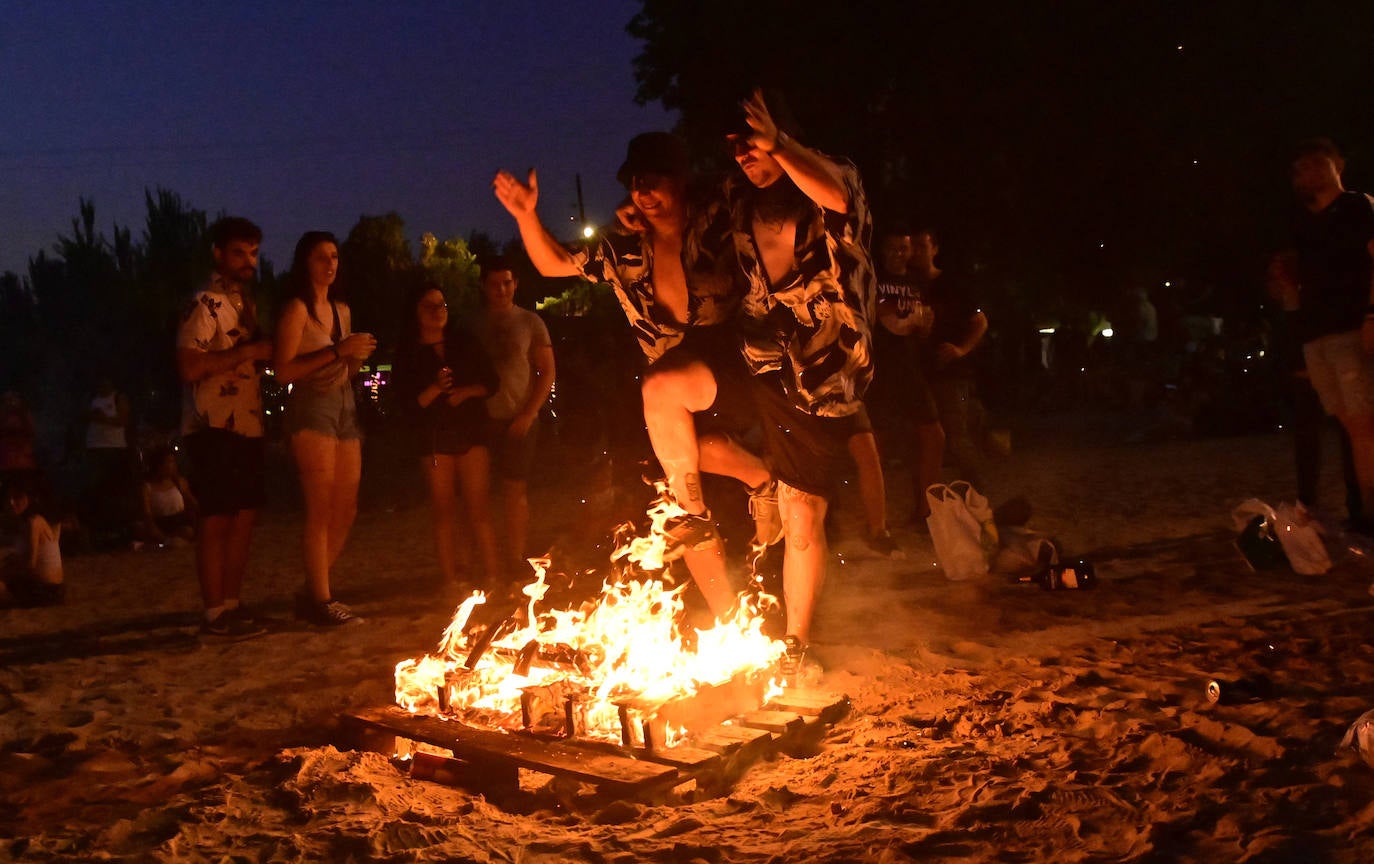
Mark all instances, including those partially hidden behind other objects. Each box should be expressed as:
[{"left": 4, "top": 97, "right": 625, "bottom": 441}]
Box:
[{"left": 341, "top": 689, "right": 850, "bottom": 802}]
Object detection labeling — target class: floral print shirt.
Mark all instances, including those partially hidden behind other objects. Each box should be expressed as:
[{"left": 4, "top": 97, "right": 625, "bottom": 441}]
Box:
[
  {"left": 569, "top": 202, "right": 741, "bottom": 364},
  {"left": 176, "top": 273, "right": 264, "bottom": 437},
  {"left": 725, "top": 158, "right": 875, "bottom": 418}
]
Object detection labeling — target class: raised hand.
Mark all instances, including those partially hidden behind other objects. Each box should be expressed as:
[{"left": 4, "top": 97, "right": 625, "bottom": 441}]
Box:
[
  {"left": 741, "top": 87, "right": 781, "bottom": 153},
  {"left": 493, "top": 169, "right": 539, "bottom": 218}
]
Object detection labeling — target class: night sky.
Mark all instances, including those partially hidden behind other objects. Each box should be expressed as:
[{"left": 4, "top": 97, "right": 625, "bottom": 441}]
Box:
[{"left": 0, "top": 0, "right": 672, "bottom": 274}]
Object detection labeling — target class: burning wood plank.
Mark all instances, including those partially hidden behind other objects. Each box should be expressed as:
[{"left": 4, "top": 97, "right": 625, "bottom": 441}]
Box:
[{"left": 347, "top": 706, "right": 681, "bottom": 797}]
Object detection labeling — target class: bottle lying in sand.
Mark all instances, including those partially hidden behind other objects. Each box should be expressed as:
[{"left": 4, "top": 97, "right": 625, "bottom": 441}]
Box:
[
  {"left": 1023, "top": 560, "right": 1096, "bottom": 589},
  {"left": 1206, "top": 675, "right": 1273, "bottom": 705}
]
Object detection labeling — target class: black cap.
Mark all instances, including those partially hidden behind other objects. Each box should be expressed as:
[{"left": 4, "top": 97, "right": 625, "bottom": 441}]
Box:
[{"left": 616, "top": 132, "right": 690, "bottom": 188}]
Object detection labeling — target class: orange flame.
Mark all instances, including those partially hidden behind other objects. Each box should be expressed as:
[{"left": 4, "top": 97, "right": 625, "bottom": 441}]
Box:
[{"left": 394, "top": 485, "right": 786, "bottom": 744}]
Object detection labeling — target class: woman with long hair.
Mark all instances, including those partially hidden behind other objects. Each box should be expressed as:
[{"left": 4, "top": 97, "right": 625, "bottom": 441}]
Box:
[
  {"left": 273, "top": 231, "right": 376, "bottom": 626},
  {"left": 393, "top": 283, "right": 500, "bottom": 588}
]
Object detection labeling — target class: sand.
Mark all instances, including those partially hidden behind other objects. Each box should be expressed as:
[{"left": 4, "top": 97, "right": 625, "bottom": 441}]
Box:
[{"left": 4, "top": 411, "right": 1374, "bottom": 863}]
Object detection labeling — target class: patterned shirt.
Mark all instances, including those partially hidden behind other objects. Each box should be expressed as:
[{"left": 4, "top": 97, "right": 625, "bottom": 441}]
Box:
[
  {"left": 176, "top": 273, "right": 264, "bottom": 437},
  {"left": 569, "top": 202, "right": 740, "bottom": 364},
  {"left": 725, "top": 159, "right": 875, "bottom": 417}
]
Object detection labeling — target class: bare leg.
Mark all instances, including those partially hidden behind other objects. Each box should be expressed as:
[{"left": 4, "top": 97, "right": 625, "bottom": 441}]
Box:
[
  {"left": 196, "top": 514, "right": 231, "bottom": 611},
  {"left": 847, "top": 431, "right": 887, "bottom": 538},
  {"left": 503, "top": 478, "right": 530, "bottom": 573},
  {"left": 912, "top": 421, "right": 946, "bottom": 520},
  {"left": 682, "top": 542, "right": 736, "bottom": 620},
  {"left": 292, "top": 430, "right": 339, "bottom": 603},
  {"left": 326, "top": 438, "right": 362, "bottom": 568},
  {"left": 222, "top": 508, "right": 257, "bottom": 605},
  {"left": 778, "top": 482, "right": 828, "bottom": 644},
  {"left": 1338, "top": 412, "right": 1374, "bottom": 515},
  {"left": 423, "top": 455, "right": 461, "bottom": 583},
  {"left": 698, "top": 433, "right": 770, "bottom": 489},
  {"left": 642, "top": 361, "right": 718, "bottom": 514},
  {"left": 454, "top": 446, "right": 500, "bottom": 581}
]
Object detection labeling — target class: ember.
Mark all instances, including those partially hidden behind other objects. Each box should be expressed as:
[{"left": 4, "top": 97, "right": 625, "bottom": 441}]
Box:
[{"left": 395, "top": 492, "right": 786, "bottom": 747}]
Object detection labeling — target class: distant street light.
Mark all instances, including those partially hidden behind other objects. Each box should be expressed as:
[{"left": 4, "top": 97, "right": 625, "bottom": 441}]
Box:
[{"left": 582, "top": 225, "right": 596, "bottom": 239}]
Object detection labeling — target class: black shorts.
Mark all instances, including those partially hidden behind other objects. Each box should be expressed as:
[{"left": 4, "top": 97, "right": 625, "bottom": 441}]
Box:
[
  {"left": 735, "top": 373, "right": 851, "bottom": 498},
  {"left": 651, "top": 325, "right": 758, "bottom": 441},
  {"left": 869, "top": 332, "right": 939, "bottom": 427},
  {"left": 184, "top": 428, "right": 266, "bottom": 517},
  {"left": 487, "top": 416, "right": 540, "bottom": 482},
  {"left": 835, "top": 403, "right": 873, "bottom": 437}
]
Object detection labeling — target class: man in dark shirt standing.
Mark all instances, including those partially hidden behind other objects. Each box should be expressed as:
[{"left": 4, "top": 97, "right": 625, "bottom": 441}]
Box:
[
  {"left": 914, "top": 228, "right": 989, "bottom": 491},
  {"left": 1291, "top": 138, "right": 1374, "bottom": 526},
  {"left": 870, "top": 225, "right": 945, "bottom": 525}
]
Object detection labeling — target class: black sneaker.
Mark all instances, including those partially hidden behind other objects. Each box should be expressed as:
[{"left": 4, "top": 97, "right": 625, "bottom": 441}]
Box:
[
  {"left": 866, "top": 530, "right": 902, "bottom": 557},
  {"left": 658, "top": 511, "right": 719, "bottom": 562},
  {"left": 748, "top": 480, "right": 784, "bottom": 547},
  {"left": 296, "top": 595, "right": 364, "bottom": 627},
  {"left": 779, "top": 635, "right": 825, "bottom": 686},
  {"left": 778, "top": 634, "right": 807, "bottom": 682},
  {"left": 201, "top": 610, "right": 266, "bottom": 639}
]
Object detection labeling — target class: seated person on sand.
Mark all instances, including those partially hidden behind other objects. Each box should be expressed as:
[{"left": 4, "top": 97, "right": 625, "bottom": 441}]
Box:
[
  {"left": 136, "top": 445, "right": 198, "bottom": 548},
  {"left": 492, "top": 132, "right": 782, "bottom": 622},
  {"left": 0, "top": 475, "right": 64, "bottom": 607}
]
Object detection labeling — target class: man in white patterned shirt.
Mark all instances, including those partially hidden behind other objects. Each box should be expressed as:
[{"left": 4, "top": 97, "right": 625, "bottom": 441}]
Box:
[{"left": 176, "top": 217, "right": 273, "bottom": 639}]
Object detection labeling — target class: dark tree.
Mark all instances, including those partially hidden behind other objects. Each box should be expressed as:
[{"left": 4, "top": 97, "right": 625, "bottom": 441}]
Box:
[{"left": 627, "top": 0, "right": 1374, "bottom": 308}]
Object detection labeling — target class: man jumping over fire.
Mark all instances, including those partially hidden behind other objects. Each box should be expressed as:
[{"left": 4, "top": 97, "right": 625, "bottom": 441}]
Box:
[
  {"left": 713, "top": 88, "right": 876, "bottom": 676},
  {"left": 492, "top": 132, "right": 781, "bottom": 623}
]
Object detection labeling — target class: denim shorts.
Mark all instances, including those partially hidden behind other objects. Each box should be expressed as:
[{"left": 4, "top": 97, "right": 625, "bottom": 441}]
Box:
[{"left": 285, "top": 381, "right": 362, "bottom": 440}]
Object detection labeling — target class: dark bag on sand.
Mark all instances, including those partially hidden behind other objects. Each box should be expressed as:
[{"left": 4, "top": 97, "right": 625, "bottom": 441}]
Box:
[{"left": 1234, "top": 513, "right": 1288, "bottom": 572}]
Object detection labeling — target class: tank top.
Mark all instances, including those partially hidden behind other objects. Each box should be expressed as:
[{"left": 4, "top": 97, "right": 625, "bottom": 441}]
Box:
[
  {"left": 296, "top": 301, "right": 352, "bottom": 390},
  {"left": 86, "top": 394, "right": 127, "bottom": 449}
]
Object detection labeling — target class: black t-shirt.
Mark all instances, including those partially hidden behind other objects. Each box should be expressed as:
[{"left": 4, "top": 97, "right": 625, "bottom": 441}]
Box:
[
  {"left": 1295, "top": 190, "right": 1374, "bottom": 340},
  {"left": 392, "top": 325, "right": 499, "bottom": 452},
  {"left": 923, "top": 270, "right": 981, "bottom": 377}
]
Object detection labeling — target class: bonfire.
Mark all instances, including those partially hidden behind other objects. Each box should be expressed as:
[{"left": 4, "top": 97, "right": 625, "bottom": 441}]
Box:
[{"left": 394, "top": 486, "right": 787, "bottom": 748}]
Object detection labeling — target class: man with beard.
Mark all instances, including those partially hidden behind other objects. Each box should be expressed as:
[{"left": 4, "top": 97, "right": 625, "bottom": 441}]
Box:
[
  {"left": 643, "top": 89, "right": 874, "bottom": 677},
  {"left": 176, "top": 217, "right": 273, "bottom": 639},
  {"left": 492, "top": 133, "right": 777, "bottom": 622}
]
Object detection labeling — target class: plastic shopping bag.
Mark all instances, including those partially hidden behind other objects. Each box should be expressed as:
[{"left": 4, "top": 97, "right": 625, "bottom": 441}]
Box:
[
  {"left": 926, "top": 481, "right": 998, "bottom": 581},
  {"left": 992, "top": 526, "right": 1060, "bottom": 577},
  {"left": 1272, "top": 502, "right": 1332, "bottom": 576}
]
